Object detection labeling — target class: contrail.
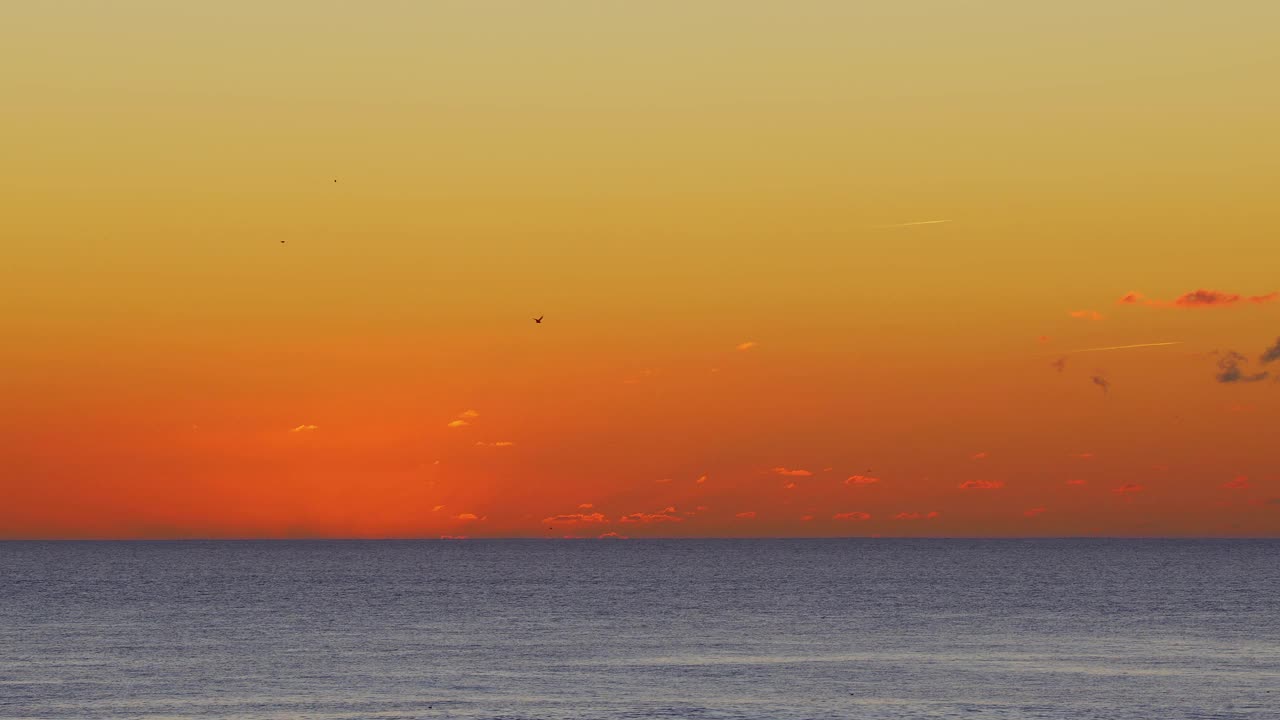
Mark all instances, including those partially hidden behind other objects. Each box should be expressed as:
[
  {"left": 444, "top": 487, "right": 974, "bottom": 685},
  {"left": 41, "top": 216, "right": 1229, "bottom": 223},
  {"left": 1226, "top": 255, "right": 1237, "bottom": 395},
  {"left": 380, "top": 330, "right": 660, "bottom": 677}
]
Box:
[
  {"left": 873, "top": 219, "right": 953, "bottom": 228},
  {"left": 1066, "top": 341, "right": 1183, "bottom": 355}
]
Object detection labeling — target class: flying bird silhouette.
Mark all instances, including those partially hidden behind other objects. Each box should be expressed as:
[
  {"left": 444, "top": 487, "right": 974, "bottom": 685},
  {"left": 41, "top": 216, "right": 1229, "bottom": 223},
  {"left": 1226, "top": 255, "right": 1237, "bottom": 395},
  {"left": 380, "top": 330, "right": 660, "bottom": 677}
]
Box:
[{"left": 533, "top": 315, "right": 543, "bottom": 324}]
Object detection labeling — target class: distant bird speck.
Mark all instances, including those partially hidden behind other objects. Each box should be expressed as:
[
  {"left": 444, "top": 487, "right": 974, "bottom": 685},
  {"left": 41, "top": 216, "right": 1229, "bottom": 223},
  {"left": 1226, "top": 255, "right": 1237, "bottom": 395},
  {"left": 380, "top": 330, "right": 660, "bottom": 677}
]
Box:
[
  {"left": 1091, "top": 375, "right": 1110, "bottom": 395},
  {"left": 533, "top": 315, "right": 543, "bottom": 324}
]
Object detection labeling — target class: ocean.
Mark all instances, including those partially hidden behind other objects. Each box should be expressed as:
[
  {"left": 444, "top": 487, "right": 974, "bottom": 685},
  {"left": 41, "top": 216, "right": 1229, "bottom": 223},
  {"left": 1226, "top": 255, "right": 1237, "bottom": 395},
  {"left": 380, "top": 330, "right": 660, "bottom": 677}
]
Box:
[{"left": 1, "top": 539, "right": 1276, "bottom": 719}]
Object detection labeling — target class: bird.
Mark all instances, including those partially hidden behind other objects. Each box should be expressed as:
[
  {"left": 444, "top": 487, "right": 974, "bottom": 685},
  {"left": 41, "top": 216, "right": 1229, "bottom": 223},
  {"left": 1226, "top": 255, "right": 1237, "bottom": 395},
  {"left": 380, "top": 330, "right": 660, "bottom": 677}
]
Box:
[
  {"left": 280, "top": 240, "right": 286, "bottom": 244},
  {"left": 533, "top": 315, "right": 543, "bottom": 324}
]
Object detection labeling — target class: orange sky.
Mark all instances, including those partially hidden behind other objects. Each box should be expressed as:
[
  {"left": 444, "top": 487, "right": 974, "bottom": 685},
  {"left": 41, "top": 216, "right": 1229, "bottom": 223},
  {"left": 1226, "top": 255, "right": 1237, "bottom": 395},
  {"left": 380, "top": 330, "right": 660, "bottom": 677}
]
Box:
[{"left": 3, "top": 2, "right": 1279, "bottom": 538}]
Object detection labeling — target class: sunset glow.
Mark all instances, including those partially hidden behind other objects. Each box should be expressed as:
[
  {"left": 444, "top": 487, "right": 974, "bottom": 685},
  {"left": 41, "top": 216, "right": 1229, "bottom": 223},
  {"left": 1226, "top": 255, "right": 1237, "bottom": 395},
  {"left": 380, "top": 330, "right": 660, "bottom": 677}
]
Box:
[{"left": 3, "top": 2, "right": 1279, "bottom": 539}]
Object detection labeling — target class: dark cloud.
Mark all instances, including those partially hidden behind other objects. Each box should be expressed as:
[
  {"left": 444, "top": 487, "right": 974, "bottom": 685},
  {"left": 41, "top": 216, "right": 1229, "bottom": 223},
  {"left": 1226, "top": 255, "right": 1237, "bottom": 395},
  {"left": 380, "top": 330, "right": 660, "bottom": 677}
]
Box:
[
  {"left": 1091, "top": 375, "right": 1110, "bottom": 394},
  {"left": 1215, "top": 351, "right": 1269, "bottom": 384},
  {"left": 1261, "top": 337, "right": 1280, "bottom": 365},
  {"left": 1051, "top": 356, "right": 1067, "bottom": 373}
]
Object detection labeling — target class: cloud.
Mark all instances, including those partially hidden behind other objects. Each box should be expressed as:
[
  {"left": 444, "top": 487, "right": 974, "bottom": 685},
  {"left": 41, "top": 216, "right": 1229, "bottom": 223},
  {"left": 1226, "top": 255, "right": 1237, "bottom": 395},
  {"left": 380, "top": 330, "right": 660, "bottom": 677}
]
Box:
[
  {"left": 655, "top": 477, "right": 673, "bottom": 484},
  {"left": 439, "top": 535, "right": 467, "bottom": 540},
  {"left": 447, "top": 419, "right": 469, "bottom": 428},
  {"left": 959, "top": 480, "right": 1004, "bottom": 490},
  {"left": 578, "top": 503, "right": 594, "bottom": 509},
  {"left": 1119, "top": 289, "right": 1278, "bottom": 308},
  {"left": 619, "top": 507, "right": 683, "bottom": 524},
  {"left": 289, "top": 424, "right": 318, "bottom": 433},
  {"left": 1074, "top": 453, "right": 1095, "bottom": 460},
  {"left": 458, "top": 409, "right": 480, "bottom": 419},
  {"left": 735, "top": 511, "right": 757, "bottom": 519},
  {"left": 1222, "top": 475, "right": 1250, "bottom": 490},
  {"left": 845, "top": 474, "right": 881, "bottom": 485},
  {"left": 833, "top": 511, "right": 872, "bottom": 521},
  {"left": 783, "top": 482, "right": 797, "bottom": 490},
  {"left": 454, "top": 513, "right": 483, "bottom": 521},
  {"left": 800, "top": 514, "right": 815, "bottom": 522},
  {"left": 1037, "top": 335, "right": 1051, "bottom": 344},
  {"left": 1051, "top": 356, "right": 1067, "bottom": 373},
  {"left": 696, "top": 474, "right": 708, "bottom": 485},
  {"left": 970, "top": 452, "right": 988, "bottom": 460},
  {"left": 543, "top": 512, "right": 608, "bottom": 524},
  {"left": 1215, "top": 351, "right": 1269, "bottom": 384},
  {"left": 1069, "top": 310, "right": 1103, "bottom": 320},
  {"left": 774, "top": 467, "right": 813, "bottom": 477},
  {"left": 598, "top": 532, "right": 628, "bottom": 540},
  {"left": 892, "top": 511, "right": 941, "bottom": 521},
  {"left": 1112, "top": 484, "right": 1144, "bottom": 494},
  {"left": 474, "top": 440, "right": 514, "bottom": 447},
  {"left": 1260, "top": 338, "right": 1280, "bottom": 365},
  {"left": 1066, "top": 479, "right": 1087, "bottom": 486},
  {"left": 736, "top": 341, "right": 758, "bottom": 352},
  {"left": 432, "top": 504, "right": 445, "bottom": 511},
  {"left": 1023, "top": 507, "right": 1047, "bottom": 517},
  {"left": 1091, "top": 376, "right": 1110, "bottom": 394}
]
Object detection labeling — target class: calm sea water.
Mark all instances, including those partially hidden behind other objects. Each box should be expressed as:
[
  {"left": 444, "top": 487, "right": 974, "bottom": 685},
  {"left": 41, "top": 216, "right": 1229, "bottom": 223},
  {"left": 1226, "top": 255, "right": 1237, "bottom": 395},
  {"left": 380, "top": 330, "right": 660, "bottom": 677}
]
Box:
[{"left": 0, "top": 540, "right": 1276, "bottom": 720}]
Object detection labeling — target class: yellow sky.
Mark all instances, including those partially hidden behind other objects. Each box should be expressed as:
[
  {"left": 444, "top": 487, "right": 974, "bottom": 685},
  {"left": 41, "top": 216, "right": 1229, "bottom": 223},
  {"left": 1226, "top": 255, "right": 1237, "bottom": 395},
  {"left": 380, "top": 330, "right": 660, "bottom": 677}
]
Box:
[{"left": 3, "top": 2, "right": 1279, "bottom": 538}]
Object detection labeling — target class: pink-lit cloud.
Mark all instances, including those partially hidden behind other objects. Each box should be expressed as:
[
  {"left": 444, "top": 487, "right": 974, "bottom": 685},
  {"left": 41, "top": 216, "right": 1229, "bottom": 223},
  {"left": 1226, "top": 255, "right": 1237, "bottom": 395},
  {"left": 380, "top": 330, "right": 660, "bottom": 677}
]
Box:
[
  {"left": 543, "top": 512, "right": 609, "bottom": 524},
  {"left": 959, "top": 480, "right": 1005, "bottom": 490},
  {"left": 892, "top": 511, "right": 941, "bottom": 521},
  {"left": 774, "top": 467, "right": 813, "bottom": 477},
  {"left": 1223, "top": 475, "right": 1250, "bottom": 490},
  {"left": 289, "top": 424, "right": 318, "bottom": 433},
  {"left": 736, "top": 341, "right": 757, "bottom": 351},
  {"left": 619, "top": 507, "right": 683, "bottom": 524},
  {"left": 1066, "top": 479, "right": 1087, "bottom": 486},
  {"left": 1118, "top": 289, "right": 1278, "bottom": 308},
  {"left": 447, "top": 419, "right": 469, "bottom": 428},
  {"left": 970, "top": 452, "right": 988, "bottom": 460},
  {"left": 1112, "top": 484, "right": 1145, "bottom": 494},
  {"left": 735, "top": 511, "right": 757, "bottom": 519},
  {"left": 454, "top": 513, "right": 483, "bottom": 521},
  {"left": 845, "top": 475, "right": 881, "bottom": 485},
  {"left": 1023, "top": 507, "right": 1047, "bottom": 518},
  {"left": 783, "top": 482, "right": 797, "bottom": 490},
  {"left": 474, "top": 441, "right": 514, "bottom": 448},
  {"left": 833, "top": 511, "right": 872, "bottom": 521}
]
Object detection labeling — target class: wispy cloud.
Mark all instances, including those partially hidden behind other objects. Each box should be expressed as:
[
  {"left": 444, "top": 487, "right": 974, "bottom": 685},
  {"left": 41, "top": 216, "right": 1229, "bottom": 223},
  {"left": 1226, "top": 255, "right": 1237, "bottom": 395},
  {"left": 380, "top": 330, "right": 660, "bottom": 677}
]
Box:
[
  {"left": 959, "top": 480, "right": 1004, "bottom": 490},
  {"left": 735, "top": 511, "right": 757, "bottom": 520},
  {"left": 1023, "top": 507, "right": 1047, "bottom": 518},
  {"left": 892, "top": 511, "right": 941, "bottom": 521},
  {"left": 783, "top": 482, "right": 797, "bottom": 490},
  {"left": 696, "top": 474, "right": 708, "bottom": 485},
  {"left": 290, "top": 424, "right": 318, "bottom": 433},
  {"left": 1222, "top": 475, "right": 1250, "bottom": 490},
  {"left": 873, "top": 219, "right": 952, "bottom": 228},
  {"left": 736, "top": 341, "right": 758, "bottom": 352},
  {"left": 1261, "top": 338, "right": 1280, "bottom": 365},
  {"left": 774, "top": 467, "right": 813, "bottom": 477},
  {"left": 619, "top": 507, "right": 683, "bottom": 524},
  {"left": 578, "top": 503, "right": 594, "bottom": 509},
  {"left": 1112, "top": 484, "right": 1144, "bottom": 494},
  {"left": 1215, "top": 351, "right": 1269, "bottom": 384},
  {"left": 473, "top": 440, "right": 514, "bottom": 448},
  {"left": 458, "top": 409, "right": 480, "bottom": 419},
  {"left": 543, "top": 512, "right": 608, "bottom": 524},
  {"left": 598, "top": 531, "right": 628, "bottom": 540},
  {"left": 454, "top": 513, "right": 484, "bottom": 521},
  {"left": 970, "top": 452, "right": 988, "bottom": 460},
  {"left": 833, "top": 511, "right": 872, "bottom": 521},
  {"left": 447, "top": 419, "right": 469, "bottom": 428},
  {"left": 1066, "top": 479, "right": 1087, "bottom": 486},
  {"left": 845, "top": 474, "right": 881, "bottom": 485},
  {"left": 1119, "top": 289, "right": 1278, "bottom": 308}
]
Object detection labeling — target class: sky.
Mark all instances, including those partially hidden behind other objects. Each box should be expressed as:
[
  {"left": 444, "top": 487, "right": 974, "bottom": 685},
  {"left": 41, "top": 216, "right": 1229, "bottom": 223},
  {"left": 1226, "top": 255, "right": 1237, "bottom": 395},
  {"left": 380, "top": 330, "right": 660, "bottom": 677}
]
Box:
[{"left": 2, "top": 1, "right": 1279, "bottom": 539}]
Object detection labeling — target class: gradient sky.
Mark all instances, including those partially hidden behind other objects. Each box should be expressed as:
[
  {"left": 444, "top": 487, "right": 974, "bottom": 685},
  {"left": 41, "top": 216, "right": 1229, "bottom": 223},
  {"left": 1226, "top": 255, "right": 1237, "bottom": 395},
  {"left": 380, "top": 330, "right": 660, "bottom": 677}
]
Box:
[{"left": 3, "top": 2, "right": 1279, "bottom": 538}]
